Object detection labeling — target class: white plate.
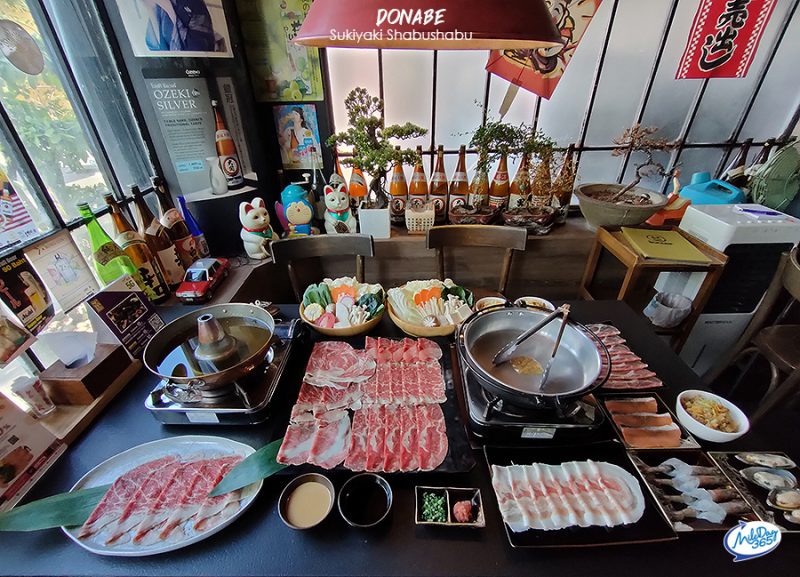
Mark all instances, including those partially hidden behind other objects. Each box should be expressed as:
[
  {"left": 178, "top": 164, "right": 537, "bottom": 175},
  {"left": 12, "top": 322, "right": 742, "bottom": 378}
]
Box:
[{"left": 62, "top": 435, "right": 261, "bottom": 557}]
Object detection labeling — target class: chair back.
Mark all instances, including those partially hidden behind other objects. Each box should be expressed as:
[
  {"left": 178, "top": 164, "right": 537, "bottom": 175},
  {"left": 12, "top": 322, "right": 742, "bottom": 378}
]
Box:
[
  {"left": 783, "top": 247, "right": 800, "bottom": 302},
  {"left": 426, "top": 225, "right": 527, "bottom": 293},
  {"left": 270, "top": 234, "right": 374, "bottom": 301}
]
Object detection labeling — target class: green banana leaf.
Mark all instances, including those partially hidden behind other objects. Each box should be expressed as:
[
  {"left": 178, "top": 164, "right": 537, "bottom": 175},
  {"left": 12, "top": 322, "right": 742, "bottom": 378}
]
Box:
[
  {"left": 209, "top": 438, "right": 286, "bottom": 497},
  {"left": 0, "top": 484, "right": 109, "bottom": 532}
]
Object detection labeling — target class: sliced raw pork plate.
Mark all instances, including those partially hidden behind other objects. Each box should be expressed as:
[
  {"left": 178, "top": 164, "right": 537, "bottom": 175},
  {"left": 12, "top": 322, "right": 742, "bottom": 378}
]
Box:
[{"left": 588, "top": 324, "right": 663, "bottom": 390}]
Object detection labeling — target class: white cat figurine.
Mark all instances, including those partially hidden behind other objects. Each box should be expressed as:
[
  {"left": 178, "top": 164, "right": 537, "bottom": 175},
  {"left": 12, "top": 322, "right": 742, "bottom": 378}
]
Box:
[
  {"left": 239, "top": 197, "right": 274, "bottom": 259},
  {"left": 323, "top": 183, "right": 357, "bottom": 234}
]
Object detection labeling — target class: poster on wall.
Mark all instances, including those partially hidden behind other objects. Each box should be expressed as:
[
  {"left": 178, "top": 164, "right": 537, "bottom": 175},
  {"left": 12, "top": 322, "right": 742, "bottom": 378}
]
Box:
[
  {"left": 24, "top": 230, "right": 99, "bottom": 312},
  {"left": 0, "top": 170, "right": 39, "bottom": 251},
  {"left": 676, "top": 0, "right": 778, "bottom": 79},
  {"left": 0, "top": 305, "right": 33, "bottom": 367},
  {"left": 215, "top": 77, "right": 253, "bottom": 177},
  {"left": 273, "top": 104, "right": 323, "bottom": 170},
  {"left": 235, "top": 0, "right": 324, "bottom": 102},
  {"left": 114, "top": 0, "right": 233, "bottom": 58},
  {"left": 143, "top": 68, "right": 217, "bottom": 194},
  {"left": 0, "top": 251, "right": 54, "bottom": 336}
]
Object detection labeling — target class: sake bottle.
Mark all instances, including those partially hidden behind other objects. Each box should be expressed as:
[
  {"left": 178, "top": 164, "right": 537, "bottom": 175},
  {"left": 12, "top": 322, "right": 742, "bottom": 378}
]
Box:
[
  {"left": 429, "top": 145, "right": 448, "bottom": 224},
  {"left": 448, "top": 145, "right": 469, "bottom": 214},
  {"left": 178, "top": 195, "right": 210, "bottom": 258},
  {"left": 508, "top": 153, "right": 531, "bottom": 209},
  {"left": 722, "top": 138, "right": 752, "bottom": 188},
  {"left": 349, "top": 162, "right": 367, "bottom": 211},
  {"left": 77, "top": 202, "right": 139, "bottom": 287},
  {"left": 409, "top": 146, "right": 429, "bottom": 208},
  {"left": 468, "top": 150, "right": 489, "bottom": 207},
  {"left": 530, "top": 152, "right": 553, "bottom": 207},
  {"left": 330, "top": 151, "right": 348, "bottom": 192},
  {"left": 488, "top": 153, "right": 510, "bottom": 210},
  {"left": 552, "top": 144, "right": 576, "bottom": 223},
  {"left": 152, "top": 176, "right": 199, "bottom": 268},
  {"left": 104, "top": 194, "right": 170, "bottom": 304},
  {"left": 389, "top": 146, "right": 408, "bottom": 224},
  {"left": 130, "top": 185, "right": 185, "bottom": 289}
]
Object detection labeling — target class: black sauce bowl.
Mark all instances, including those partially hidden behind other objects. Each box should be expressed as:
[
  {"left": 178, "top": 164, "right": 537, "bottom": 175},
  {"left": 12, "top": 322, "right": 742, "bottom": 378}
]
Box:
[{"left": 337, "top": 473, "right": 393, "bottom": 528}]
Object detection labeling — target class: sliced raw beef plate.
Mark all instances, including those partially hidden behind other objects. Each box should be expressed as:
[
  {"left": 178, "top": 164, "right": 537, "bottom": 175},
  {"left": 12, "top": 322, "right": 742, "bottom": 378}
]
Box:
[
  {"left": 307, "top": 410, "right": 352, "bottom": 469},
  {"left": 277, "top": 414, "right": 318, "bottom": 466},
  {"left": 344, "top": 408, "right": 369, "bottom": 471},
  {"left": 590, "top": 324, "right": 663, "bottom": 391},
  {"left": 304, "top": 341, "right": 376, "bottom": 389}
]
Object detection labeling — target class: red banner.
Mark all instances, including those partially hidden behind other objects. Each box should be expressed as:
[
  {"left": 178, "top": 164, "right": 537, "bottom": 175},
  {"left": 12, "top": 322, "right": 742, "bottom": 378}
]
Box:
[{"left": 677, "top": 0, "right": 778, "bottom": 79}]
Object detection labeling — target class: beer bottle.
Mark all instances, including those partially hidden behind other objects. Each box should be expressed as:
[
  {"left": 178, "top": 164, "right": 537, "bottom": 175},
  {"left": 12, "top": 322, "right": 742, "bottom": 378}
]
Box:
[
  {"left": 389, "top": 146, "right": 408, "bottom": 224},
  {"left": 211, "top": 99, "right": 244, "bottom": 188},
  {"left": 349, "top": 162, "right": 367, "bottom": 210},
  {"left": 330, "top": 151, "right": 348, "bottom": 193},
  {"left": 552, "top": 144, "right": 576, "bottom": 222},
  {"left": 77, "top": 202, "right": 139, "bottom": 287},
  {"left": 178, "top": 195, "right": 210, "bottom": 258},
  {"left": 152, "top": 176, "right": 199, "bottom": 269},
  {"left": 130, "top": 185, "right": 185, "bottom": 289},
  {"left": 468, "top": 150, "right": 490, "bottom": 208},
  {"left": 530, "top": 152, "right": 552, "bottom": 207},
  {"left": 104, "top": 194, "right": 169, "bottom": 304},
  {"left": 508, "top": 153, "right": 531, "bottom": 209},
  {"left": 409, "top": 146, "right": 429, "bottom": 208},
  {"left": 488, "top": 153, "right": 510, "bottom": 210},
  {"left": 722, "top": 138, "right": 753, "bottom": 188},
  {"left": 448, "top": 145, "right": 469, "bottom": 215},
  {"left": 429, "top": 145, "right": 448, "bottom": 224}
]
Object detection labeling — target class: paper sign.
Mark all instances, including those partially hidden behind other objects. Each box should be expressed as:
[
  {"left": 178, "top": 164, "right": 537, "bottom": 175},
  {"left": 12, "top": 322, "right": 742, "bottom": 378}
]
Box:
[
  {"left": 85, "top": 275, "right": 165, "bottom": 359},
  {"left": 0, "top": 251, "right": 54, "bottom": 335},
  {"left": 0, "top": 305, "right": 33, "bottom": 367},
  {"left": 0, "top": 171, "right": 39, "bottom": 252},
  {"left": 273, "top": 104, "right": 323, "bottom": 170}
]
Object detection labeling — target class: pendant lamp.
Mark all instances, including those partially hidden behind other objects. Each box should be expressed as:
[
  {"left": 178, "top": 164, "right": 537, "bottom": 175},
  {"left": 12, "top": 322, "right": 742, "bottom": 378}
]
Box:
[{"left": 294, "top": 0, "right": 562, "bottom": 50}]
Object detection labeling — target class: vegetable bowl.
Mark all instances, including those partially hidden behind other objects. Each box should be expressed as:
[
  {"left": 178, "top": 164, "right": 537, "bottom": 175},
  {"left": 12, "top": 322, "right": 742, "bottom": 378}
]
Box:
[
  {"left": 300, "top": 277, "right": 385, "bottom": 337},
  {"left": 386, "top": 279, "right": 474, "bottom": 338}
]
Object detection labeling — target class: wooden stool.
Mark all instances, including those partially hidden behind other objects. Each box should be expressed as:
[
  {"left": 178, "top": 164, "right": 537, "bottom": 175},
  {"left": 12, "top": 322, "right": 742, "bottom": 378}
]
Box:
[
  {"left": 270, "top": 234, "right": 374, "bottom": 301},
  {"left": 426, "top": 225, "right": 527, "bottom": 298},
  {"left": 579, "top": 226, "right": 727, "bottom": 351}
]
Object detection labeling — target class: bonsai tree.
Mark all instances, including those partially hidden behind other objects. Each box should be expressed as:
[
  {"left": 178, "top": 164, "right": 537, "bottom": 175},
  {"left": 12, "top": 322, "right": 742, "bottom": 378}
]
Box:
[
  {"left": 610, "top": 125, "right": 679, "bottom": 201},
  {"left": 327, "top": 87, "right": 426, "bottom": 206},
  {"left": 467, "top": 117, "right": 553, "bottom": 175}
]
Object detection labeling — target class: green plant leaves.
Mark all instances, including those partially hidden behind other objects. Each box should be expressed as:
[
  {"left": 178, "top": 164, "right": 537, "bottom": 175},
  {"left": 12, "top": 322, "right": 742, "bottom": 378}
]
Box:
[
  {"left": 0, "top": 484, "right": 110, "bottom": 532},
  {"left": 208, "top": 439, "right": 286, "bottom": 497}
]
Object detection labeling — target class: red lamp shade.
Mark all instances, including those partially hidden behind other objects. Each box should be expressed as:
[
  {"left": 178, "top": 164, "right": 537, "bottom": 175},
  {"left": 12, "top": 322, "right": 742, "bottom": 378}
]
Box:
[{"left": 294, "top": 0, "right": 562, "bottom": 50}]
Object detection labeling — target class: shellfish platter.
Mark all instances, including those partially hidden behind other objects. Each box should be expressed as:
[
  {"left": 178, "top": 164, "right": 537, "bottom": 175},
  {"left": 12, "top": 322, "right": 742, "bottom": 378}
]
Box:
[{"left": 484, "top": 443, "right": 677, "bottom": 548}]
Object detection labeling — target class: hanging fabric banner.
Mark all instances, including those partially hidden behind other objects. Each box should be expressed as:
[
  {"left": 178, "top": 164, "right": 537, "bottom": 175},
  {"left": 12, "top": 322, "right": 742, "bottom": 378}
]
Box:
[
  {"left": 485, "top": 0, "right": 604, "bottom": 100},
  {"left": 676, "top": 0, "right": 778, "bottom": 79}
]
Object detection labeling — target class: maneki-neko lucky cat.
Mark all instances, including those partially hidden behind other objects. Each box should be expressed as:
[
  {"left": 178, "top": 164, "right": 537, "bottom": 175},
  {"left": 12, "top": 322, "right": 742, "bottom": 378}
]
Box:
[{"left": 323, "top": 182, "right": 357, "bottom": 234}]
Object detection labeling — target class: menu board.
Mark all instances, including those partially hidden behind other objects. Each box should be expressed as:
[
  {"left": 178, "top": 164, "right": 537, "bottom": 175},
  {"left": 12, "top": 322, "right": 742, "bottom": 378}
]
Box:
[
  {"left": 0, "top": 396, "right": 65, "bottom": 512},
  {"left": 0, "top": 251, "right": 54, "bottom": 335},
  {"left": 85, "top": 275, "right": 165, "bottom": 359}
]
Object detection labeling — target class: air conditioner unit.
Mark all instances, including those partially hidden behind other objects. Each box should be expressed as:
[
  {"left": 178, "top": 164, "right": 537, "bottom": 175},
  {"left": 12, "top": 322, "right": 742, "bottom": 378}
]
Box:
[{"left": 655, "top": 204, "right": 800, "bottom": 376}]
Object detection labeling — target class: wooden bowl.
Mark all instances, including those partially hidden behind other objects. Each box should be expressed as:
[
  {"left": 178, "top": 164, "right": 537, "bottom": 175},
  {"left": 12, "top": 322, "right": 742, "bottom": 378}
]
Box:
[
  {"left": 386, "top": 302, "right": 456, "bottom": 338},
  {"left": 299, "top": 304, "right": 384, "bottom": 337}
]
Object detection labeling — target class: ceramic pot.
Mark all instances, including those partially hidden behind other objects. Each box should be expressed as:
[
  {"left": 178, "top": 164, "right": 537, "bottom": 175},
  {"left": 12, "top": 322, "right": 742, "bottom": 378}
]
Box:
[{"left": 575, "top": 183, "right": 668, "bottom": 230}]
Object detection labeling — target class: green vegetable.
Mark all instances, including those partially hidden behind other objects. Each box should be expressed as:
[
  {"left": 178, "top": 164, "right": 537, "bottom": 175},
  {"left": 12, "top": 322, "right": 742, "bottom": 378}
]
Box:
[
  {"left": 421, "top": 491, "right": 447, "bottom": 523},
  {"left": 302, "top": 283, "right": 333, "bottom": 308},
  {"left": 209, "top": 438, "right": 286, "bottom": 497},
  {"left": 318, "top": 284, "right": 332, "bottom": 307},
  {"left": 442, "top": 285, "right": 474, "bottom": 308},
  {"left": 356, "top": 292, "right": 385, "bottom": 320},
  {"left": 0, "top": 484, "right": 110, "bottom": 532}
]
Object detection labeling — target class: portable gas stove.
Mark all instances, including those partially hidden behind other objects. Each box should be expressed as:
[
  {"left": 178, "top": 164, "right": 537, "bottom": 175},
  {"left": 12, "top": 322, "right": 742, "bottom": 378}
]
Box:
[
  {"left": 145, "top": 319, "right": 297, "bottom": 425},
  {"left": 459, "top": 357, "right": 608, "bottom": 443}
]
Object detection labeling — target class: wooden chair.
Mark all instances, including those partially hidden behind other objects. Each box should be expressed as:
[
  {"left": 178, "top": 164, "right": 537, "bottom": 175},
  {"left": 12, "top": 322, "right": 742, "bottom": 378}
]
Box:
[
  {"left": 706, "top": 248, "right": 800, "bottom": 424},
  {"left": 270, "top": 234, "right": 374, "bottom": 301},
  {"left": 426, "top": 225, "right": 527, "bottom": 296}
]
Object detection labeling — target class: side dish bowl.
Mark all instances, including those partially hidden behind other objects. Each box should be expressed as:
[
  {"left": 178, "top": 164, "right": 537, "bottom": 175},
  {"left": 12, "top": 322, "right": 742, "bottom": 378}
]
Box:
[
  {"left": 675, "top": 389, "right": 749, "bottom": 443},
  {"left": 387, "top": 302, "right": 456, "bottom": 338},
  {"left": 299, "top": 304, "right": 383, "bottom": 337}
]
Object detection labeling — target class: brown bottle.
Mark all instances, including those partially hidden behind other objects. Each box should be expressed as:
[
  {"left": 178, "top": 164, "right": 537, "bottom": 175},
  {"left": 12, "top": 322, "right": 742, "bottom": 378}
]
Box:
[
  {"left": 389, "top": 146, "right": 409, "bottom": 224},
  {"left": 448, "top": 145, "right": 469, "bottom": 214},
  {"left": 211, "top": 99, "right": 244, "bottom": 188},
  {"left": 488, "top": 153, "right": 510, "bottom": 209},
  {"left": 468, "top": 150, "right": 489, "bottom": 207},
  {"left": 508, "top": 153, "right": 531, "bottom": 209},
  {"left": 130, "top": 185, "right": 185, "bottom": 288},
  {"left": 429, "top": 145, "right": 448, "bottom": 223},
  {"left": 409, "top": 146, "right": 429, "bottom": 208},
  {"left": 722, "top": 138, "right": 753, "bottom": 188},
  {"left": 152, "top": 176, "right": 199, "bottom": 269},
  {"left": 530, "top": 152, "right": 553, "bottom": 207},
  {"left": 552, "top": 144, "right": 576, "bottom": 222},
  {"left": 104, "top": 194, "right": 170, "bottom": 303},
  {"left": 349, "top": 163, "right": 367, "bottom": 200}
]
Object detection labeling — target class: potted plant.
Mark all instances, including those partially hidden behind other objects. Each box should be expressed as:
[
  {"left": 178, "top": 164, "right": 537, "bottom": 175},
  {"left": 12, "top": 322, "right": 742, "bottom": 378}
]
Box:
[
  {"left": 327, "top": 88, "right": 426, "bottom": 238},
  {"left": 576, "top": 125, "right": 678, "bottom": 230}
]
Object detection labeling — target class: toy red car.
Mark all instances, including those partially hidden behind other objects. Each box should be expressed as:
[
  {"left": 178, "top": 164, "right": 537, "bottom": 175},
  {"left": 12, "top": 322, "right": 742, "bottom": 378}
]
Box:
[{"left": 175, "top": 258, "right": 230, "bottom": 303}]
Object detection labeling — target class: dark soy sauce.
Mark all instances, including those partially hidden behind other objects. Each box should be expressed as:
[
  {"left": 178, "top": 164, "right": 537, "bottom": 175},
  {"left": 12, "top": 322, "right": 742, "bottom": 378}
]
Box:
[{"left": 340, "top": 476, "right": 389, "bottom": 526}]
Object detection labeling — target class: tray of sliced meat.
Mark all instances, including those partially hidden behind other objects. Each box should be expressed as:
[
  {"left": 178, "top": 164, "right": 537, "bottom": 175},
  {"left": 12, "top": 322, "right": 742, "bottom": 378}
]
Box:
[
  {"left": 585, "top": 324, "right": 664, "bottom": 391},
  {"left": 276, "top": 337, "right": 475, "bottom": 474},
  {"left": 630, "top": 450, "right": 759, "bottom": 532},
  {"left": 601, "top": 394, "right": 699, "bottom": 450},
  {"left": 63, "top": 436, "right": 261, "bottom": 556},
  {"left": 485, "top": 442, "right": 677, "bottom": 547}
]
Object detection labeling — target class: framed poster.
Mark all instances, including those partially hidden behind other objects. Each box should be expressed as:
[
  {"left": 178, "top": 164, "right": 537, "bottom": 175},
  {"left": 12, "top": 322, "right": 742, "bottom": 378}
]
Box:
[
  {"left": 0, "top": 251, "right": 54, "bottom": 336},
  {"left": 114, "top": 0, "right": 233, "bottom": 58},
  {"left": 236, "top": 0, "right": 324, "bottom": 101},
  {"left": 273, "top": 104, "right": 323, "bottom": 170}
]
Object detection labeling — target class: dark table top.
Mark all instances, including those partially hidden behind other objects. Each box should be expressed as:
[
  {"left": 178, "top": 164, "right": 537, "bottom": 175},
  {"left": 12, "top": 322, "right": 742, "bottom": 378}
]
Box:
[{"left": 2, "top": 301, "right": 797, "bottom": 576}]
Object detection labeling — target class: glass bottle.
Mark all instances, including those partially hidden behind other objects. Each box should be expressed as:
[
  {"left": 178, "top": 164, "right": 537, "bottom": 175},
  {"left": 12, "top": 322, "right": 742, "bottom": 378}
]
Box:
[
  {"left": 468, "top": 150, "right": 489, "bottom": 207},
  {"left": 722, "top": 138, "right": 753, "bottom": 188},
  {"left": 330, "top": 151, "right": 348, "bottom": 193},
  {"left": 552, "top": 144, "right": 576, "bottom": 223},
  {"left": 530, "top": 152, "right": 553, "bottom": 208},
  {"left": 409, "top": 145, "right": 429, "bottom": 208},
  {"left": 389, "top": 146, "right": 408, "bottom": 224},
  {"left": 77, "top": 202, "right": 139, "bottom": 287},
  {"left": 488, "top": 153, "right": 510, "bottom": 210},
  {"left": 131, "top": 185, "right": 185, "bottom": 288},
  {"left": 178, "top": 195, "right": 210, "bottom": 258},
  {"left": 508, "top": 153, "right": 531, "bottom": 209},
  {"left": 152, "top": 176, "right": 199, "bottom": 268},
  {"left": 211, "top": 99, "right": 244, "bottom": 188},
  {"left": 104, "top": 194, "right": 169, "bottom": 304},
  {"left": 349, "top": 162, "right": 367, "bottom": 211},
  {"left": 448, "top": 145, "right": 469, "bottom": 214},
  {"left": 429, "top": 145, "right": 448, "bottom": 224}
]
